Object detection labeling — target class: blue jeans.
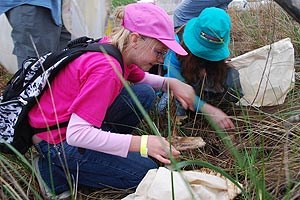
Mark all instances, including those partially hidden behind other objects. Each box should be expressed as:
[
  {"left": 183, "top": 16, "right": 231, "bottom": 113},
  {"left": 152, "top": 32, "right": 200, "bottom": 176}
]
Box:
[
  {"left": 35, "top": 84, "right": 158, "bottom": 194},
  {"left": 157, "top": 92, "right": 186, "bottom": 116}
]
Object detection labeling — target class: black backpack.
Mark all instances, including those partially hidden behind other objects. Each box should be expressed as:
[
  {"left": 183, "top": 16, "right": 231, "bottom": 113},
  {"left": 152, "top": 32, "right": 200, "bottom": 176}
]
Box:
[{"left": 0, "top": 37, "right": 124, "bottom": 155}]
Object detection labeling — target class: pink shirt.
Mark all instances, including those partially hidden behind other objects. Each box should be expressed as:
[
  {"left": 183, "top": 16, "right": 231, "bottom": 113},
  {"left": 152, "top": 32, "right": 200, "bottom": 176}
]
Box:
[{"left": 28, "top": 38, "right": 145, "bottom": 148}]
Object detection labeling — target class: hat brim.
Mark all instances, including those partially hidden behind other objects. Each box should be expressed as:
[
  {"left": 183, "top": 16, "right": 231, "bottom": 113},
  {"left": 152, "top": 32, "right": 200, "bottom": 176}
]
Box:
[
  {"left": 192, "top": 47, "right": 230, "bottom": 61},
  {"left": 158, "top": 39, "right": 188, "bottom": 56},
  {"left": 183, "top": 18, "right": 230, "bottom": 61}
]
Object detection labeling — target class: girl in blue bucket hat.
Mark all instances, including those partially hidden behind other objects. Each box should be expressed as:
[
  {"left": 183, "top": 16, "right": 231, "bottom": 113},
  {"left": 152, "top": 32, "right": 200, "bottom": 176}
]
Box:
[{"left": 158, "top": 7, "right": 244, "bottom": 128}]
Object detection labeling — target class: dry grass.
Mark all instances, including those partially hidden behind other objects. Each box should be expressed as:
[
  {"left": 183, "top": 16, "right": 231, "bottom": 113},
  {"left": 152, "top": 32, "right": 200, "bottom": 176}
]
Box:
[
  {"left": 153, "top": 2, "right": 300, "bottom": 199},
  {"left": 1, "top": 1, "right": 300, "bottom": 199},
  {"left": 229, "top": 1, "right": 300, "bottom": 57}
]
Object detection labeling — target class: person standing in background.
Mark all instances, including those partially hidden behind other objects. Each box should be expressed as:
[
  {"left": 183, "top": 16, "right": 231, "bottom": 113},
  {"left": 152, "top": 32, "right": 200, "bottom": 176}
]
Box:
[
  {"left": 0, "top": 1, "right": 71, "bottom": 68},
  {"left": 173, "top": 0, "right": 233, "bottom": 28}
]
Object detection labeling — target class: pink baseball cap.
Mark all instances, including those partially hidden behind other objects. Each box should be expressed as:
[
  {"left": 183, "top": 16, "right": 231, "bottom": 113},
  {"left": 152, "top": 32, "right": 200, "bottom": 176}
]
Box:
[{"left": 123, "top": 3, "right": 187, "bottom": 56}]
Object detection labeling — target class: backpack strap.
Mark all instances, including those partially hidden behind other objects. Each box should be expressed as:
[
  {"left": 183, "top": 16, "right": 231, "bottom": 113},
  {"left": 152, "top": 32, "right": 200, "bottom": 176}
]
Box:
[
  {"left": 42, "top": 42, "right": 124, "bottom": 77},
  {"left": 66, "top": 36, "right": 124, "bottom": 68},
  {"left": 66, "top": 36, "right": 95, "bottom": 48}
]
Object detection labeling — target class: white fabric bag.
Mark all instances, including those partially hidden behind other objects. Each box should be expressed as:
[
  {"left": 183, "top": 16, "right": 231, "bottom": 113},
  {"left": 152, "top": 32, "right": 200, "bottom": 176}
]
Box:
[
  {"left": 230, "top": 38, "right": 295, "bottom": 107},
  {"left": 123, "top": 167, "right": 242, "bottom": 200},
  {"left": 0, "top": 15, "right": 18, "bottom": 74}
]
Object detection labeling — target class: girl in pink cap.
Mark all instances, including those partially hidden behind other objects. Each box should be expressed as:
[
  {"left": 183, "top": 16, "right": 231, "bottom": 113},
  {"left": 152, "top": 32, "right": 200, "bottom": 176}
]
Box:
[{"left": 30, "top": 3, "right": 198, "bottom": 199}]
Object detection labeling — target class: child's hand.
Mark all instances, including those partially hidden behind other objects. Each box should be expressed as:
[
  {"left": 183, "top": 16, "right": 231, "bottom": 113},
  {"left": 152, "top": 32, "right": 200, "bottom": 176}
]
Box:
[
  {"left": 167, "top": 78, "right": 196, "bottom": 111},
  {"left": 201, "top": 103, "right": 235, "bottom": 130},
  {"left": 147, "top": 135, "right": 181, "bottom": 164}
]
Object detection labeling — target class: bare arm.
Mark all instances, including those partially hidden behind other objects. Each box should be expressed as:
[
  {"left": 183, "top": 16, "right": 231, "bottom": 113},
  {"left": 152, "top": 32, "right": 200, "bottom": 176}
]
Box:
[{"left": 200, "top": 103, "right": 235, "bottom": 130}]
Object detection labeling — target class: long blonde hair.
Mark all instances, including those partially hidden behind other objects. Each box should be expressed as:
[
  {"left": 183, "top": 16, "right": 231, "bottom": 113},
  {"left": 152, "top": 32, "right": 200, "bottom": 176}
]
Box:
[{"left": 109, "top": 6, "right": 131, "bottom": 52}]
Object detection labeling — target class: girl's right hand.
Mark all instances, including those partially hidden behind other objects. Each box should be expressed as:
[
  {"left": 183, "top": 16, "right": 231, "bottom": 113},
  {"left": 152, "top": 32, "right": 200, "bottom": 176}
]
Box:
[
  {"left": 167, "top": 78, "right": 196, "bottom": 111},
  {"left": 201, "top": 103, "right": 235, "bottom": 130},
  {"left": 147, "top": 135, "right": 181, "bottom": 164}
]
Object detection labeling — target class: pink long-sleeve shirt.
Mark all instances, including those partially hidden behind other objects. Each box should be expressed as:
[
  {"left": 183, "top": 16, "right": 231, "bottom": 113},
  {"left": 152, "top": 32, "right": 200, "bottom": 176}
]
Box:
[{"left": 28, "top": 37, "right": 166, "bottom": 157}]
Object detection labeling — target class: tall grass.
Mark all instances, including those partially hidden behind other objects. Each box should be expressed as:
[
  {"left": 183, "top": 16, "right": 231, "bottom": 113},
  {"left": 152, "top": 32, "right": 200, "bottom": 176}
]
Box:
[
  {"left": 1, "top": 1, "right": 300, "bottom": 199},
  {"left": 227, "top": 3, "right": 300, "bottom": 198}
]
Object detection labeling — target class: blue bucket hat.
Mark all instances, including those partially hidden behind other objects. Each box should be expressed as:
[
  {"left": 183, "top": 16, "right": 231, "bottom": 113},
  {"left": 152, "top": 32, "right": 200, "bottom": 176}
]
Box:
[{"left": 183, "top": 7, "right": 231, "bottom": 61}]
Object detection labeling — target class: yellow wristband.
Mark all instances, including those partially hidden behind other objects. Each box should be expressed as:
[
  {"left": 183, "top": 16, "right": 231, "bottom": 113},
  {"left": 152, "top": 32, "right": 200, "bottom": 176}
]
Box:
[{"left": 140, "top": 135, "right": 148, "bottom": 157}]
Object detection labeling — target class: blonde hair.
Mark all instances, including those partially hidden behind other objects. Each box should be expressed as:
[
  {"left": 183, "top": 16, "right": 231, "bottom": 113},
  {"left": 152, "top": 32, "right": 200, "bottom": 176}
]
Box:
[{"left": 109, "top": 6, "right": 131, "bottom": 52}]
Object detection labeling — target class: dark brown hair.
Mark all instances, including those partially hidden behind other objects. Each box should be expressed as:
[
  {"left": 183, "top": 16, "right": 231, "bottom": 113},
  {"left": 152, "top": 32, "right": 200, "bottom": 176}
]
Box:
[{"left": 176, "top": 27, "right": 229, "bottom": 93}]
